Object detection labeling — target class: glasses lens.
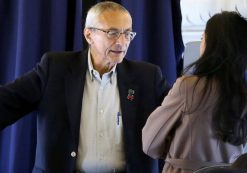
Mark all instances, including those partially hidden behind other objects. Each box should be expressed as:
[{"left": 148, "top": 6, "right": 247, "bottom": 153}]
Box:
[
  {"left": 125, "top": 31, "right": 136, "bottom": 40},
  {"left": 107, "top": 30, "right": 120, "bottom": 39},
  {"left": 106, "top": 29, "right": 136, "bottom": 41}
]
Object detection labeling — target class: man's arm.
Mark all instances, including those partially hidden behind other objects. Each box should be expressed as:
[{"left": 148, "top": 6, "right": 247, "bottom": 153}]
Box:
[{"left": 0, "top": 54, "right": 49, "bottom": 130}]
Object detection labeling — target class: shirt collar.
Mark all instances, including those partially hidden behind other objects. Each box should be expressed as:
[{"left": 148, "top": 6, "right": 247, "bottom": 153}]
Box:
[{"left": 87, "top": 49, "right": 117, "bottom": 83}]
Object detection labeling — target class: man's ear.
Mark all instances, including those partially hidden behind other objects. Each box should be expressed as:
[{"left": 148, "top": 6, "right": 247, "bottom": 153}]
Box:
[{"left": 84, "top": 28, "right": 94, "bottom": 45}]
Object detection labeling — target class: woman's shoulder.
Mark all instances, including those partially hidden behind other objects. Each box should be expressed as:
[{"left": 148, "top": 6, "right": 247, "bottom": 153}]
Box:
[
  {"left": 179, "top": 75, "right": 201, "bottom": 82},
  {"left": 175, "top": 75, "right": 205, "bottom": 89},
  {"left": 173, "top": 75, "right": 211, "bottom": 101}
]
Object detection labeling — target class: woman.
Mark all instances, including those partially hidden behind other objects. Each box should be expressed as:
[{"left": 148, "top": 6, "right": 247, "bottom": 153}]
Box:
[{"left": 142, "top": 11, "right": 247, "bottom": 173}]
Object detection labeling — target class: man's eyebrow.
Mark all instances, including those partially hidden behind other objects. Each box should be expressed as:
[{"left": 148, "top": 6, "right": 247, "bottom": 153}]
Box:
[{"left": 107, "top": 27, "right": 132, "bottom": 31}]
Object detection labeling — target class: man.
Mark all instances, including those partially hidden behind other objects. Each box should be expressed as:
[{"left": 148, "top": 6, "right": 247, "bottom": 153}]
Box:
[{"left": 0, "top": 1, "right": 169, "bottom": 173}]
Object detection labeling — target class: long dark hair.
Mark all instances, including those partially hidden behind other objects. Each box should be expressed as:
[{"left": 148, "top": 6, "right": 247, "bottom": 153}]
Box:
[{"left": 185, "top": 11, "right": 247, "bottom": 145}]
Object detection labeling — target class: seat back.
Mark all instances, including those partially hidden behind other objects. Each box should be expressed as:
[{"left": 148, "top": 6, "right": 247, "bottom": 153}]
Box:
[{"left": 183, "top": 41, "right": 201, "bottom": 69}]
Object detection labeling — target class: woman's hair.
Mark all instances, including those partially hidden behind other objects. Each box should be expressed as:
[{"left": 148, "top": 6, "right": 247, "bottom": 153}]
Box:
[{"left": 185, "top": 11, "right": 247, "bottom": 145}]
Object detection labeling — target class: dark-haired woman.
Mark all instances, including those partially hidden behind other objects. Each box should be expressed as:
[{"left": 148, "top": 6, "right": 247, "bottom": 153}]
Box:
[{"left": 142, "top": 11, "right": 247, "bottom": 173}]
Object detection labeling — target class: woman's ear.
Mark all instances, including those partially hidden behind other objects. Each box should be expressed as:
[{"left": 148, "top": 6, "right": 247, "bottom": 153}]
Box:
[{"left": 84, "top": 28, "right": 94, "bottom": 45}]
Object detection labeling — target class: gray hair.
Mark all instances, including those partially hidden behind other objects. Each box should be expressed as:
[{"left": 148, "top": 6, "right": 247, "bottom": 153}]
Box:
[{"left": 84, "top": 1, "right": 131, "bottom": 28}]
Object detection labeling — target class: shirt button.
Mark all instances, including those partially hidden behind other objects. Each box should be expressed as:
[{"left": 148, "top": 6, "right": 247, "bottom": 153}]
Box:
[{"left": 71, "top": 151, "right": 76, "bottom": 157}]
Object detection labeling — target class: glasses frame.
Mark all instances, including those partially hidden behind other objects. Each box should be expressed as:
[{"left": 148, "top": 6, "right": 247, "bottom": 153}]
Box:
[{"left": 89, "top": 27, "right": 136, "bottom": 41}]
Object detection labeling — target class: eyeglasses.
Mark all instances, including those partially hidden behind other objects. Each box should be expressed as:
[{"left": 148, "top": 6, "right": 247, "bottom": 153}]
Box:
[{"left": 89, "top": 27, "right": 136, "bottom": 41}]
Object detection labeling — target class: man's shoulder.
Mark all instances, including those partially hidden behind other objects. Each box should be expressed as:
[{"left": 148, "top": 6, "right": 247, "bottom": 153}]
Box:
[
  {"left": 40, "top": 51, "right": 86, "bottom": 66},
  {"left": 37, "top": 51, "right": 87, "bottom": 74},
  {"left": 43, "top": 51, "right": 84, "bottom": 60},
  {"left": 122, "top": 58, "right": 159, "bottom": 70},
  {"left": 118, "top": 59, "right": 162, "bottom": 81}
]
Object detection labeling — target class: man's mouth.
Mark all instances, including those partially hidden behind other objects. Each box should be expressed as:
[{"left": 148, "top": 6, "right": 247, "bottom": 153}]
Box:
[{"left": 110, "top": 50, "right": 125, "bottom": 54}]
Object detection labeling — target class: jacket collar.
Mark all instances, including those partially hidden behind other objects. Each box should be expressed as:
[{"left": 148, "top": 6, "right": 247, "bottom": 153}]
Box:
[
  {"left": 64, "top": 50, "right": 88, "bottom": 143},
  {"left": 117, "top": 59, "right": 139, "bottom": 127}
]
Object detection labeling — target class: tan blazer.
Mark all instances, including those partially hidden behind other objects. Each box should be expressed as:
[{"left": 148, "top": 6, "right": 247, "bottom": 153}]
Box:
[{"left": 142, "top": 76, "right": 246, "bottom": 173}]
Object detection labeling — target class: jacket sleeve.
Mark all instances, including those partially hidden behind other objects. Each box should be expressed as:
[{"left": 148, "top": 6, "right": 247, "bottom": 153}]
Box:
[
  {"left": 154, "top": 66, "right": 171, "bottom": 106},
  {"left": 142, "top": 77, "right": 186, "bottom": 159},
  {"left": 0, "top": 53, "right": 49, "bottom": 130}
]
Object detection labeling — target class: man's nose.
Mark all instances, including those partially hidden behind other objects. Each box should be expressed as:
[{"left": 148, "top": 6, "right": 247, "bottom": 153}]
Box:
[{"left": 116, "top": 33, "right": 128, "bottom": 43}]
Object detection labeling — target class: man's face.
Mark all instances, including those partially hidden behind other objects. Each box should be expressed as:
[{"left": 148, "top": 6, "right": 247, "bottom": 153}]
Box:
[{"left": 84, "top": 10, "right": 133, "bottom": 69}]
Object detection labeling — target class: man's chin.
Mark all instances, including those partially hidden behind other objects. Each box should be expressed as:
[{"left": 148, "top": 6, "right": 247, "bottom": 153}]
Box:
[
  {"left": 116, "top": 57, "right": 125, "bottom": 64},
  {"left": 111, "top": 56, "right": 124, "bottom": 64}
]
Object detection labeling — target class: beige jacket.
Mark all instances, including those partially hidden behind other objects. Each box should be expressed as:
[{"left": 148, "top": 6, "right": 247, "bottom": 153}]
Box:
[{"left": 142, "top": 76, "right": 246, "bottom": 173}]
